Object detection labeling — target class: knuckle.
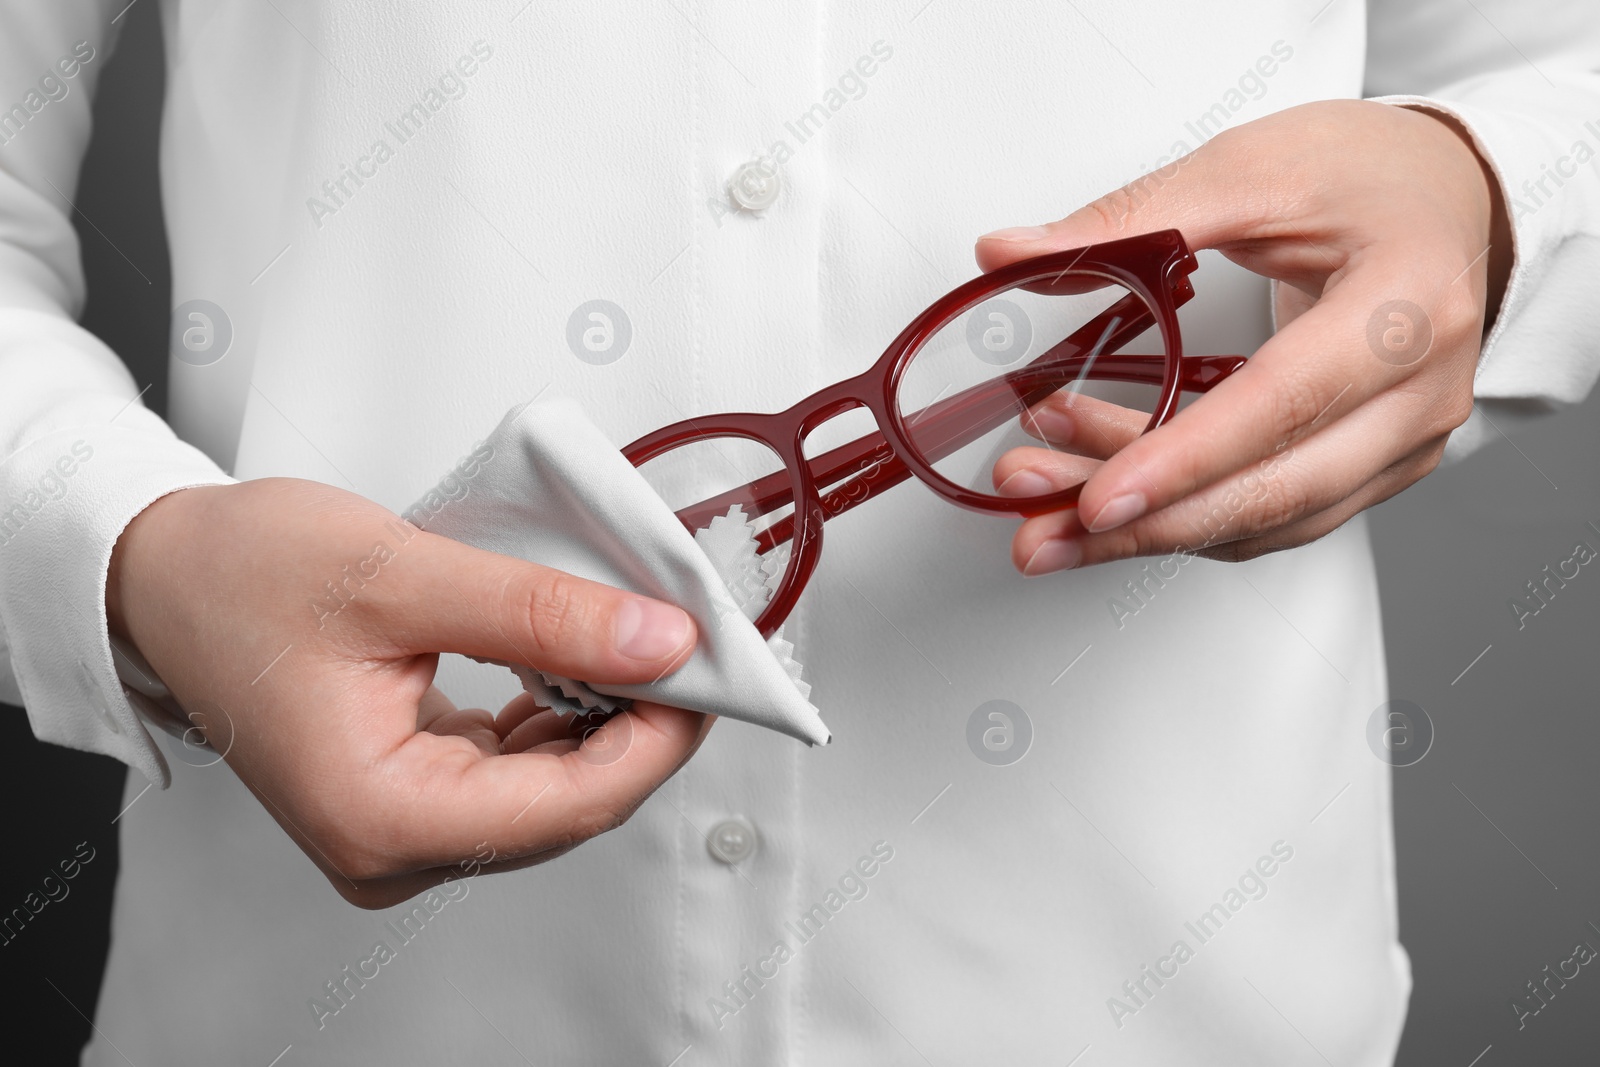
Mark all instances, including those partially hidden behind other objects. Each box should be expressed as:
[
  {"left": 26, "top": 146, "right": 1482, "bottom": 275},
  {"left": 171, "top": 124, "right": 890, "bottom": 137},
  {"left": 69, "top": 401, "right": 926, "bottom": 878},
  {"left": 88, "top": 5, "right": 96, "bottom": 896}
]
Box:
[
  {"left": 1175, "top": 458, "right": 1310, "bottom": 551},
  {"left": 314, "top": 801, "right": 406, "bottom": 884},
  {"left": 1119, "top": 521, "right": 1169, "bottom": 562},
  {"left": 1406, "top": 438, "right": 1449, "bottom": 482},
  {"left": 1182, "top": 495, "right": 1238, "bottom": 551},
  {"left": 324, "top": 830, "right": 391, "bottom": 883},
  {"left": 1083, "top": 187, "right": 1140, "bottom": 232},
  {"left": 567, "top": 800, "right": 632, "bottom": 844},
  {"left": 1260, "top": 474, "right": 1315, "bottom": 531},
  {"left": 1198, "top": 538, "right": 1257, "bottom": 564},
  {"left": 550, "top": 765, "right": 636, "bottom": 847},
  {"left": 1267, "top": 370, "right": 1325, "bottom": 444},
  {"left": 522, "top": 571, "right": 595, "bottom": 660},
  {"left": 334, "top": 878, "right": 393, "bottom": 911},
  {"left": 1199, "top": 527, "right": 1310, "bottom": 564},
  {"left": 1435, "top": 386, "right": 1475, "bottom": 435},
  {"left": 1434, "top": 287, "right": 1483, "bottom": 345}
]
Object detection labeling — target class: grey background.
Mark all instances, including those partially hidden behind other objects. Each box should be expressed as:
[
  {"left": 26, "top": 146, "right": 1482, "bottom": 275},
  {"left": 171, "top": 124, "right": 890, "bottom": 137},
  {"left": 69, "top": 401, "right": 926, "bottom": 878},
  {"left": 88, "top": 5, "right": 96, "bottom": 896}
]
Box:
[{"left": 3, "top": 3, "right": 1596, "bottom": 1062}]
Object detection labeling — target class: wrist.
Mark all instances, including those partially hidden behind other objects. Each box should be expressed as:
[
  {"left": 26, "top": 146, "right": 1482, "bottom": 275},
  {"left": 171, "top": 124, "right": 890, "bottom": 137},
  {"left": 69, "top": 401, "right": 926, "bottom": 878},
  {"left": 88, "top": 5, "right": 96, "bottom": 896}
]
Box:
[
  {"left": 105, "top": 484, "right": 215, "bottom": 645},
  {"left": 1398, "top": 103, "right": 1515, "bottom": 328}
]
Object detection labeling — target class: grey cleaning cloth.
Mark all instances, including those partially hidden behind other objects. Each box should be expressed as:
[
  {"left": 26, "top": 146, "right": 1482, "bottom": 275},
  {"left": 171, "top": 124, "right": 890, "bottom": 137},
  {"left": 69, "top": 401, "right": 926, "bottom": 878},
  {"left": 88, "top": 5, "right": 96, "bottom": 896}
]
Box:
[{"left": 403, "top": 395, "right": 831, "bottom": 747}]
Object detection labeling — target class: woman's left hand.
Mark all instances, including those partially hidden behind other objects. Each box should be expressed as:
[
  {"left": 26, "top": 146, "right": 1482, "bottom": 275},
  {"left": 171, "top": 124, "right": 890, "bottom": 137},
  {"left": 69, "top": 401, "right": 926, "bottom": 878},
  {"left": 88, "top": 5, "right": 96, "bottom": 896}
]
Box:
[{"left": 975, "top": 99, "right": 1511, "bottom": 575}]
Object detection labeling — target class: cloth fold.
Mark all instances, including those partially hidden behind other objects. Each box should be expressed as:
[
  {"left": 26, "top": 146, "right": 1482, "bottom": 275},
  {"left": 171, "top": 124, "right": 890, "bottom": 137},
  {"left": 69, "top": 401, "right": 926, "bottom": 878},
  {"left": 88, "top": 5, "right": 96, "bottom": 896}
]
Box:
[{"left": 404, "top": 395, "right": 830, "bottom": 747}]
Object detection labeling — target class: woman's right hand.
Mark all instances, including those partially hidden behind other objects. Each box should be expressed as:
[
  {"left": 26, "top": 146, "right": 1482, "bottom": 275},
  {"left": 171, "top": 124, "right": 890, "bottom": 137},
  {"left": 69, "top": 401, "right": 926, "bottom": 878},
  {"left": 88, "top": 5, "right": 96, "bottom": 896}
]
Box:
[{"left": 106, "top": 477, "right": 710, "bottom": 908}]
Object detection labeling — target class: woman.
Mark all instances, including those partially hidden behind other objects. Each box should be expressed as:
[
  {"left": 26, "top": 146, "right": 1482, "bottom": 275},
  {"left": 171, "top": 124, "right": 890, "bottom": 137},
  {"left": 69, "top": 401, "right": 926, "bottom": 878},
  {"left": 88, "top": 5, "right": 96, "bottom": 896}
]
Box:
[{"left": 3, "top": 2, "right": 1597, "bottom": 1062}]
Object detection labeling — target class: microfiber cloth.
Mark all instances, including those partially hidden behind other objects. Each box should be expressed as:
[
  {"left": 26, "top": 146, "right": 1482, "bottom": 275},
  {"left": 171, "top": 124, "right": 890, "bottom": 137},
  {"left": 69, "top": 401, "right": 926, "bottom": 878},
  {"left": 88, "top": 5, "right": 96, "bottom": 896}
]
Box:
[{"left": 403, "top": 395, "right": 831, "bottom": 747}]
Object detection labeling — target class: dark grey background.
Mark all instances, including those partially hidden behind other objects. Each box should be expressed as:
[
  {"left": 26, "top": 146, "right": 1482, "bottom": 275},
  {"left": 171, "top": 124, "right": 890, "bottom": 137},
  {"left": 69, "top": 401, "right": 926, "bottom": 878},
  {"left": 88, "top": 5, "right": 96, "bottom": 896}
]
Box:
[
  {"left": 3, "top": 3, "right": 1596, "bottom": 1063},
  {"left": 1, "top": 4, "right": 166, "bottom": 1060}
]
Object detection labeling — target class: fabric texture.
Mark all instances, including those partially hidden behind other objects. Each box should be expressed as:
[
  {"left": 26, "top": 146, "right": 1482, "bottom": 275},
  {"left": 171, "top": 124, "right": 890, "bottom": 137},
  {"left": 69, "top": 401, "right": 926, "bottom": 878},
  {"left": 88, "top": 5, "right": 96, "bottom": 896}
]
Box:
[
  {"left": 402, "top": 395, "right": 830, "bottom": 747},
  {"left": 0, "top": 1, "right": 1590, "bottom": 1064}
]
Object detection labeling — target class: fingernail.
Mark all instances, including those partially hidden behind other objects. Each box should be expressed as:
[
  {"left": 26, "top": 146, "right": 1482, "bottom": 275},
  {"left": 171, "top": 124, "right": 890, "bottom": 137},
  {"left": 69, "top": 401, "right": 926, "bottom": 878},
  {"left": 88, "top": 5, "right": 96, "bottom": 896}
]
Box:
[
  {"left": 1088, "top": 493, "right": 1146, "bottom": 533},
  {"left": 997, "top": 469, "right": 1055, "bottom": 498},
  {"left": 980, "top": 225, "right": 1050, "bottom": 243},
  {"left": 1023, "top": 539, "right": 1081, "bottom": 577},
  {"left": 614, "top": 598, "right": 693, "bottom": 661},
  {"left": 1025, "top": 408, "right": 1074, "bottom": 443}
]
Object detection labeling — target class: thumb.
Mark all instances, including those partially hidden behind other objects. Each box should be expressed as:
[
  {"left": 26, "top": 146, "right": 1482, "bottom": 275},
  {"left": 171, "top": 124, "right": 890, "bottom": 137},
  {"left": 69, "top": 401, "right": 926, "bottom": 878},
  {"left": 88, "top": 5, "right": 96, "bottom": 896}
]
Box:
[
  {"left": 364, "top": 527, "right": 697, "bottom": 684},
  {"left": 973, "top": 138, "right": 1264, "bottom": 273}
]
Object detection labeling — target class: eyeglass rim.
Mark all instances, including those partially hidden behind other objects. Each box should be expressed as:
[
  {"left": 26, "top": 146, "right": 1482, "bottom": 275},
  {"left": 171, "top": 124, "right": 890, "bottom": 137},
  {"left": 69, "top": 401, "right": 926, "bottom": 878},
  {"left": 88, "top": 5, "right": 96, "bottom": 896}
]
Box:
[
  {"left": 878, "top": 258, "right": 1185, "bottom": 513},
  {"left": 624, "top": 228, "right": 1199, "bottom": 635}
]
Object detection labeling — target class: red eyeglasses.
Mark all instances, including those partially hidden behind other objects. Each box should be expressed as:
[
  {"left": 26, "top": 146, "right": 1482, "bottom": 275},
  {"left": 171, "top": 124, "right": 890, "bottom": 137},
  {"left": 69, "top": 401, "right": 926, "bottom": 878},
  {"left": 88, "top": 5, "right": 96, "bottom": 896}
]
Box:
[{"left": 623, "top": 228, "right": 1247, "bottom": 638}]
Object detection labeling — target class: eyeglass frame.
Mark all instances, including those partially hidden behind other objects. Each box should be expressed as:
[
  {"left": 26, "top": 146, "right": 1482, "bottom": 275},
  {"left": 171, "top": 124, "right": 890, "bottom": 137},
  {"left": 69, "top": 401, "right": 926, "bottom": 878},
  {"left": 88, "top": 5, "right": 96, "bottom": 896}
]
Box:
[{"left": 623, "top": 227, "right": 1248, "bottom": 638}]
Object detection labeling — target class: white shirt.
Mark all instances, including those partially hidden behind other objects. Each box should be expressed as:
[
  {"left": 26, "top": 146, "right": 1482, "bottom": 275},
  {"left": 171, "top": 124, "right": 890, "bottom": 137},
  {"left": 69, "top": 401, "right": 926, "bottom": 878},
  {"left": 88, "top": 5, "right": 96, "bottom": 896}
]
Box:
[{"left": 3, "top": 2, "right": 1599, "bottom": 1063}]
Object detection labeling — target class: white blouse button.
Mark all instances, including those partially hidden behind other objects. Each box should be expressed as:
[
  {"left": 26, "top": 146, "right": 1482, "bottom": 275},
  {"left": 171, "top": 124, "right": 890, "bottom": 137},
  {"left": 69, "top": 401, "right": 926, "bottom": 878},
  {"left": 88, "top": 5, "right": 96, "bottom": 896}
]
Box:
[
  {"left": 707, "top": 817, "right": 758, "bottom": 864},
  {"left": 728, "top": 159, "right": 781, "bottom": 212}
]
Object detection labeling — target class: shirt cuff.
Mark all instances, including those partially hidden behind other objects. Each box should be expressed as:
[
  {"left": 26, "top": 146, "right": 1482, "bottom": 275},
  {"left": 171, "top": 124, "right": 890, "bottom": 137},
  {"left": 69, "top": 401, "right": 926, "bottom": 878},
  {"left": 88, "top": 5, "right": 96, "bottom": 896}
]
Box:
[{"left": 0, "top": 422, "right": 236, "bottom": 788}]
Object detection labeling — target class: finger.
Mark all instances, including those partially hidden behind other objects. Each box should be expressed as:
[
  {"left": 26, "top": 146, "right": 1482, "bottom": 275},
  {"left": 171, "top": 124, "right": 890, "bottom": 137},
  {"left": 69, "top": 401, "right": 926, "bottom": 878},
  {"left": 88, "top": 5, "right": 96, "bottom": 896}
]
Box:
[
  {"left": 1021, "top": 390, "right": 1150, "bottom": 455},
  {"left": 969, "top": 102, "right": 1410, "bottom": 286},
  {"left": 336, "top": 841, "right": 579, "bottom": 911},
  {"left": 1009, "top": 385, "right": 1447, "bottom": 573},
  {"left": 973, "top": 123, "right": 1280, "bottom": 273},
  {"left": 1067, "top": 277, "right": 1423, "bottom": 535},
  {"left": 365, "top": 699, "right": 710, "bottom": 872},
  {"left": 1189, "top": 444, "right": 1443, "bottom": 563},
  {"left": 998, "top": 394, "right": 1154, "bottom": 497},
  {"left": 493, "top": 690, "right": 550, "bottom": 743},
  {"left": 993, "top": 446, "right": 1101, "bottom": 499},
  {"left": 503, "top": 706, "right": 590, "bottom": 753},
  {"left": 414, "top": 681, "right": 458, "bottom": 731},
  {"left": 420, "top": 695, "right": 501, "bottom": 759},
  {"left": 522, "top": 736, "right": 584, "bottom": 758},
  {"left": 366, "top": 528, "right": 698, "bottom": 685},
  {"left": 417, "top": 682, "right": 501, "bottom": 757}
]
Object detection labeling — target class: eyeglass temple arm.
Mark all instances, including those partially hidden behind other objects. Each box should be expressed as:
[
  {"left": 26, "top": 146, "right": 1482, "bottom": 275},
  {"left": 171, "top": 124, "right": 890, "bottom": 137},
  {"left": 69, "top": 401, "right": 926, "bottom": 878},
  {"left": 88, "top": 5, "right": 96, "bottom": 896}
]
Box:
[
  {"left": 676, "top": 301, "right": 1245, "bottom": 548},
  {"left": 763, "top": 360, "right": 1246, "bottom": 553},
  {"left": 752, "top": 347, "right": 1246, "bottom": 552}
]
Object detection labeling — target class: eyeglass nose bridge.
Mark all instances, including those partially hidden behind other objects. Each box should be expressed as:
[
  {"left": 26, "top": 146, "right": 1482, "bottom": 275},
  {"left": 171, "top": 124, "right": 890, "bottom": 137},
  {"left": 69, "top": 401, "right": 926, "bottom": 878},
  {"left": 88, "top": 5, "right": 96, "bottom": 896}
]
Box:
[
  {"left": 784, "top": 379, "right": 905, "bottom": 517},
  {"left": 732, "top": 380, "right": 901, "bottom": 636}
]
